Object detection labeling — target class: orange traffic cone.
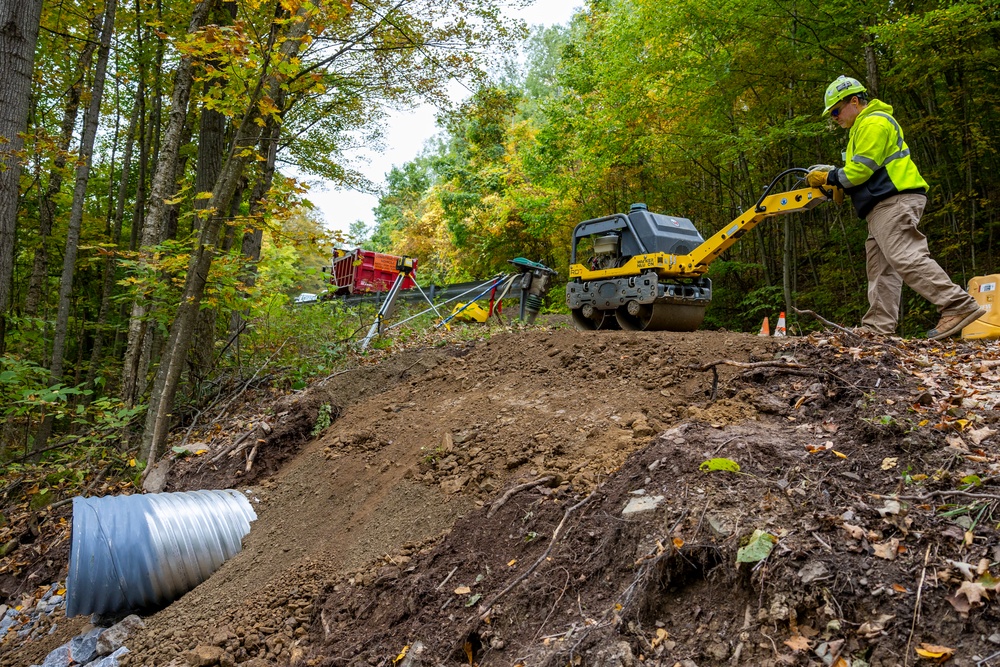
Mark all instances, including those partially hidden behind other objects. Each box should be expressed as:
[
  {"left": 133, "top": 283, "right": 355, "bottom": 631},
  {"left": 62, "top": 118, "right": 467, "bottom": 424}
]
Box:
[
  {"left": 759, "top": 317, "right": 770, "bottom": 336},
  {"left": 775, "top": 312, "right": 787, "bottom": 337}
]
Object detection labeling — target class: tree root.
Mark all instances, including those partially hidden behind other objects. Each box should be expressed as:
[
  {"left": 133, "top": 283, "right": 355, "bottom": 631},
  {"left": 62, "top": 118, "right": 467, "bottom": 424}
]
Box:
[
  {"left": 486, "top": 476, "right": 553, "bottom": 519},
  {"left": 690, "top": 359, "right": 806, "bottom": 401},
  {"left": 478, "top": 491, "right": 596, "bottom": 621}
]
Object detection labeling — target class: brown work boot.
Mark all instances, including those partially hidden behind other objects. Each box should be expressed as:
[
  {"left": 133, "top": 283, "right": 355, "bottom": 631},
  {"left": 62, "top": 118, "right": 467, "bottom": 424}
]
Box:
[{"left": 927, "top": 307, "right": 987, "bottom": 341}]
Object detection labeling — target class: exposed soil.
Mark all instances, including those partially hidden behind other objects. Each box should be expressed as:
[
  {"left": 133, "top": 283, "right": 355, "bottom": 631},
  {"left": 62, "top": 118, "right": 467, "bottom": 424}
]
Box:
[{"left": 4, "top": 325, "right": 1000, "bottom": 667}]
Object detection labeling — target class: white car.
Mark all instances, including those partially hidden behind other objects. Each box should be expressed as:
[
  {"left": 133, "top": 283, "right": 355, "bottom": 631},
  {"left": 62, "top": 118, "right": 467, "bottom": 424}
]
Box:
[{"left": 294, "top": 293, "right": 318, "bottom": 303}]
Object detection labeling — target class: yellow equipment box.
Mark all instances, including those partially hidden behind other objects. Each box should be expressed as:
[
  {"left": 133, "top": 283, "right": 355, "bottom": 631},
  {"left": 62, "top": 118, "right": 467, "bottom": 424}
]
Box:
[
  {"left": 963, "top": 274, "right": 1000, "bottom": 340},
  {"left": 450, "top": 302, "right": 490, "bottom": 323}
]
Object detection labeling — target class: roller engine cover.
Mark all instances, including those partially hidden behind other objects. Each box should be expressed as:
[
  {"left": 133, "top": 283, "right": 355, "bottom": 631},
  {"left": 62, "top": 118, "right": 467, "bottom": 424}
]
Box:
[{"left": 621, "top": 203, "right": 704, "bottom": 258}]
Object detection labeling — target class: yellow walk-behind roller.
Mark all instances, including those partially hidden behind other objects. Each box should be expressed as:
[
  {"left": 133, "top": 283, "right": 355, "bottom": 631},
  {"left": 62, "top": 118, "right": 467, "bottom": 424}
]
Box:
[{"left": 567, "top": 169, "right": 838, "bottom": 331}]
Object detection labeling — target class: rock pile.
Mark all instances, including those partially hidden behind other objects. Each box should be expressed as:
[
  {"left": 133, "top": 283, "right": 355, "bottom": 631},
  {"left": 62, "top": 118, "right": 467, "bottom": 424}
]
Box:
[
  {"left": 31, "top": 615, "right": 143, "bottom": 667},
  {"left": 1, "top": 583, "right": 64, "bottom": 644}
]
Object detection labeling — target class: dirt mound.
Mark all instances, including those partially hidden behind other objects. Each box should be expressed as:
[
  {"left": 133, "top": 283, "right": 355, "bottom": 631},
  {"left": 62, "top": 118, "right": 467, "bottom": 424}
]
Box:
[{"left": 5, "top": 326, "right": 1000, "bottom": 667}]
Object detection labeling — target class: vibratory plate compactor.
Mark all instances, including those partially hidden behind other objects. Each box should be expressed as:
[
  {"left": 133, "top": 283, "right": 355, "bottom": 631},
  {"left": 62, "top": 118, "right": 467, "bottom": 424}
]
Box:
[{"left": 567, "top": 169, "right": 840, "bottom": 331}]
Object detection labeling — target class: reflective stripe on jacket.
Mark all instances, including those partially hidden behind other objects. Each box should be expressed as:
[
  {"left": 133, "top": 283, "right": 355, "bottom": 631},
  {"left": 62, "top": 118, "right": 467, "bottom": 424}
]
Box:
[{"left": 829, "top": 99, "right": 929, "bottom": 219}]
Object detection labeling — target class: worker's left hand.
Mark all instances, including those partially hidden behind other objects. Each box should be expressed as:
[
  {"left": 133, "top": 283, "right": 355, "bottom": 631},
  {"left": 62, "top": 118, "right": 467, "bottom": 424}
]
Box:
[{"left": 806, "top": 169, "right": 832, "bottom": 188}]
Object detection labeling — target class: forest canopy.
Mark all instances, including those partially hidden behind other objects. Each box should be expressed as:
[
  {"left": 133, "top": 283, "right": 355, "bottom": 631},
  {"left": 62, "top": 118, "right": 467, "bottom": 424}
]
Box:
[{"left": 0, "top": 0, "right": 997, "bottom": 467}]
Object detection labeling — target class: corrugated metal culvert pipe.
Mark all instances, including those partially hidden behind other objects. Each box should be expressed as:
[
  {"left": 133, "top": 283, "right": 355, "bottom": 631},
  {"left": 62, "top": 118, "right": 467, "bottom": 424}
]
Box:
[{"left": 66, "top": 489, "right": 257, "bottom": 617}]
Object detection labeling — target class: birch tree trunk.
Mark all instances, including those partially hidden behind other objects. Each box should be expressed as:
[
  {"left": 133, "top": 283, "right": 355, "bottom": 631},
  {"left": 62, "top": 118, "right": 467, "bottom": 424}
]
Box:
[
  {"left": 0, "top": 0, "right": 44, "bottom": 353},
  {"left": 140, "top": 5, "right": 313, "bottom": 463},
  {"left": 121, "top": 0, "right": 216, "bottom": 406}
]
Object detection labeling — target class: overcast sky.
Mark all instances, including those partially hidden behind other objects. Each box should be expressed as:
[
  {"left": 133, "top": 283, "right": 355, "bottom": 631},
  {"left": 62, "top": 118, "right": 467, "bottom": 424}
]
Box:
[{"left": 306, "top": 0, "right": 581, "bottom": 236}]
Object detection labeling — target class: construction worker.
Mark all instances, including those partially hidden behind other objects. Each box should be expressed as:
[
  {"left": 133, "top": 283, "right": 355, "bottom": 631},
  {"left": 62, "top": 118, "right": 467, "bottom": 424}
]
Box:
[{"left": 806, "top": 75, "right": 984, "bottom": 340}]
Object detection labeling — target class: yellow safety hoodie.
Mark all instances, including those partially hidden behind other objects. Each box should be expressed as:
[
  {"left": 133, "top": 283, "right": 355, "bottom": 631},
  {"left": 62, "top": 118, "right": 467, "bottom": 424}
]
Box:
[{"left": 828, "top": 99, "right": 929, "bottom": 219}]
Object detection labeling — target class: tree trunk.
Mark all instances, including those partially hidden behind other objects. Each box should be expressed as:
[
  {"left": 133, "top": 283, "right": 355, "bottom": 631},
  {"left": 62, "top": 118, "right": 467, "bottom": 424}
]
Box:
[
  {"left": 140, "top": 4, "right": 313, "bottom": 464},
  {"left": 25, "top": 22, "right": 101, "bottom": 317},
  {"left": 229, "top": 121, "right": 279, "bottom": 337},
  {"left": 0, "top": 0, "right": 44, "bottom": 354},
  {"left": 36, "top": 0, "right": 118, "bottom": 450},
  {"left": 121, "top": 0, "right": 216, "bottom": 407},
  {"left": 86, "top": 100, "right": 139, "bottom": 392}
]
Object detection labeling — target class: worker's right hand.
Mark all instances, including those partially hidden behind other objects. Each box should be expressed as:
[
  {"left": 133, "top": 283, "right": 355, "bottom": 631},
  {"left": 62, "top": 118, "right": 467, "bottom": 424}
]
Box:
[{"left": 806, "top": 169, "right": 832, "bottom": 188}]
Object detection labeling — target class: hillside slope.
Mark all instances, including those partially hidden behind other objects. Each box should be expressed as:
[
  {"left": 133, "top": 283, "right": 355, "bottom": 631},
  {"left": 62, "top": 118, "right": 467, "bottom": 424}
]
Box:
[{"left": 5, "top": 326, "right": 1000, "bottom": 667}]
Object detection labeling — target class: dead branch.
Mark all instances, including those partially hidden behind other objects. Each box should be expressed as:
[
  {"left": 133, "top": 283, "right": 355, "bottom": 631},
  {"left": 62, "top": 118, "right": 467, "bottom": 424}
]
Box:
[
  {"left": 793, "top": 307, "right": 860, "bottom": 338},
  {"left": 892, "top": 490, "right": 1000, "bottom": 502},
  {"left": 690, "top": 359, "right": 806, "bottom": 401},
  {"left": 214, "top": 337, "right": 288, "bottom": 424},
  {"left": 905, "top": 545, "right": 933, "bottom": 667},
  {"left": 209, "top": 428, "right": 257, "bottom": 464},
  {"left": 479, "top": 491, "right": 596, "bottom": 621},
  {"left": 487, "top": 476, "right": 553, "bottom": 519},
  {"left": 690, "top": 359, "right": 807, "bottom": 372},
  {"left": 317, "top": 366, "right": 361, "bottom": 386},
  {"left": 245, "top": 443, "right": 259, "bottom": 473}
]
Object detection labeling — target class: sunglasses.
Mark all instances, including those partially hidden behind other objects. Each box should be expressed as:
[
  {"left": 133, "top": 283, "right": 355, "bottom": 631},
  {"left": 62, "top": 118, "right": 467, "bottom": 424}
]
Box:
[{"left": 831, "top": 101, "right": 850, "bottom": 117}]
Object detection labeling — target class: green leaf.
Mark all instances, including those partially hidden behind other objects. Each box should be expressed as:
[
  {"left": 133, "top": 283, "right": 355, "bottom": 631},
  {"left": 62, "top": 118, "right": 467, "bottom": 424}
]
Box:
[
  {"left": 960, "top": 474, "right": 982, "bottom": 488},
  {"left": 465, "top": 593, "right": 482, "bottom": 607},
  {"left": 736, "top": 529, "right": 776, "bottom": 563},
  {"left": 699, "top": 458, "right": 741, "bottom": 473}
]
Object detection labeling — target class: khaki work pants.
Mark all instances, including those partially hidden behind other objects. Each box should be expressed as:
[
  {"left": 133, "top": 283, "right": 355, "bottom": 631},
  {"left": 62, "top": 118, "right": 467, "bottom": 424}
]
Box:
[{"left": 862, "top": 193, "right": 978, "bottom": 334}]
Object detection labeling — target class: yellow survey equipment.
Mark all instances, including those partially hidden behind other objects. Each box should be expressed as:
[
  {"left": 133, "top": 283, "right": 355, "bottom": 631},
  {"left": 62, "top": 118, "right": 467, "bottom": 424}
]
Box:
[
  {"left": 963, "top": 275, "right": 1000, "bottom": 340},
  {"left": 567, "top": 169, "right": 839, "bottom": 331}
]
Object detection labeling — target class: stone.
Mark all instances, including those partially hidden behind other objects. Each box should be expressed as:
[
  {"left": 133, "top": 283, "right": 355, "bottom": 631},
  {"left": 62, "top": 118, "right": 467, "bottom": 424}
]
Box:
[
  {"left": 97, "top": 615, "right": 145, "bottom": 656},
  {"left": 90, "top": 647, "right": 130, "bottom": 667},
  {"left": 590, "top": 641, "right": 634, "bottom": 667},
  {"left": 798, "top": 560, "right": 830, "bottom": 585},
  {"left": 399, "top": 641, "right": 426, "bottom": 667},
  {"left": 239, "top": 659, "right": 270, "bottom": 667},
  {"left": 186, "top": 645, "right": 224, "bottom": 667},
  {"left": 40, "top": 645, "right": 71, "bottom": 667},
  {"left": 704, "top": 641, "right": 729, "bottom": 661},
  {"left": 142, "top": 458, "right": 171, "bottom": 494},
  {"left": 69, "top": 627, "right": 103, "bottom": 663},
  {"left": 622, "top": 495, "right": 664, "bottom": 516},
  {"left": 706, "top": 514, "right": 731, "bottom": 537},
  {"left": 440, "top": 476, "right": 467, "bottom": 494}
]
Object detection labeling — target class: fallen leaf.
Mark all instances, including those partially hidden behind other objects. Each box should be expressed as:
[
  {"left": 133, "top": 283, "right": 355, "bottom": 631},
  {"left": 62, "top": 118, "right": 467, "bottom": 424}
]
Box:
[
  {"left": 699, "top": 458, "right": 741, "bottom": 473},
  {"left": 842, "top": 523, "right": 865, "bottom": 540},
  {"left": 833, "top": 450, "right": 848, "bottom": 459},
  {"left": 857, "top": 613, "right": 894, "bottom": 638},
  {"left": 877, "top": 500, "right": 902, "bottom": 516},
  {"left": 873, "top": 538, "right": 900, "bottom": 560},
  {"left": 881, "top": 457, "right": 898, "bottom": 470},
  {"left": 672, "top": 537, "right": 684, "bottom": 549},
  {"left": 945, "top": 435, "right": 969, "bottom": 451},
  {"left": 784, "top": 635, "right": 810, "bottom": 651},
  {"left": 947, "top": 580, "right": 989, "bottom": 613},
  {"left": 454, "top": 586, "right": 471, "bottom": 595},
  {"left": 736, "top": 529, "right": 776, "bottom": 563},
  {"left": 507, "top": 559, "right": 517, "bottom": 567},
  {"left": 915, "top": 642, "right": 955, "bottom": 661},
  {"left": 969, "top": 426, "right": 996, "bottom": 446}
]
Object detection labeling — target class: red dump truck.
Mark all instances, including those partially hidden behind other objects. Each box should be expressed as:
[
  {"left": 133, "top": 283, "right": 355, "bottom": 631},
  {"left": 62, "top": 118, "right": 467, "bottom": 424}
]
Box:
[{"left": 325, "top": 248, "right": 418, "bottom": 296}]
